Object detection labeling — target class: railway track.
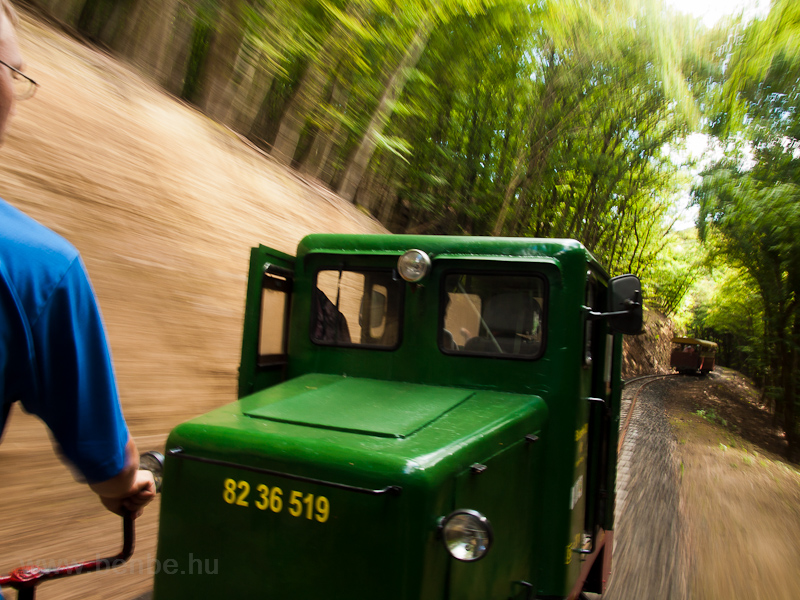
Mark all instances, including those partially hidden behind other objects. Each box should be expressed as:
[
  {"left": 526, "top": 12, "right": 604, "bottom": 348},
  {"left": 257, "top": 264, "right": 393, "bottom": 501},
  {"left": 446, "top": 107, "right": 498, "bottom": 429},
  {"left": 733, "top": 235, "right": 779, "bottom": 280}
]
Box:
[
  {"left": 604, "top": 372, "right": 689, "bottom": 600},
  {"left": 618, "top": 373, "right": 678, "bottom": 453}
]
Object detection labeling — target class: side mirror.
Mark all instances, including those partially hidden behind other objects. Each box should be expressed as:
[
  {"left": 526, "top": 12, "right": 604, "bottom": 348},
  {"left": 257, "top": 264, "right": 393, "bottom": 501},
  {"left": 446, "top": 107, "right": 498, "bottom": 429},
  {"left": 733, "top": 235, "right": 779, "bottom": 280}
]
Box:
[{"left": 606, "top": 274, "right": 643, "bottom": 335}]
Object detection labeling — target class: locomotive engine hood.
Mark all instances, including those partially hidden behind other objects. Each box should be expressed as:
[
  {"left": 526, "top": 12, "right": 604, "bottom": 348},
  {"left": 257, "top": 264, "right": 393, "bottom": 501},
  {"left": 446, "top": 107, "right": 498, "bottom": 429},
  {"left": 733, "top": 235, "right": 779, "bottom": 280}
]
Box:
[
  {"left": 164, "top": 373, "right": 549, "bottom": 496},
  {"left": 241, "top": 374, "right": 478, "bottom": 438},
  {"left": 155, "top": 373, "right": 548, "bottom": 599}
]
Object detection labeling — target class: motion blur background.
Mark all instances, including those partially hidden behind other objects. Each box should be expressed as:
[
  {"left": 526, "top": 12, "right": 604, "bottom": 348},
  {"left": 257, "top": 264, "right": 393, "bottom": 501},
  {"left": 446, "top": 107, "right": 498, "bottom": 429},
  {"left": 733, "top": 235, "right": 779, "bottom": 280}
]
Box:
[{"left": 1, "top": 0, "right": 799, "bottom": 597}]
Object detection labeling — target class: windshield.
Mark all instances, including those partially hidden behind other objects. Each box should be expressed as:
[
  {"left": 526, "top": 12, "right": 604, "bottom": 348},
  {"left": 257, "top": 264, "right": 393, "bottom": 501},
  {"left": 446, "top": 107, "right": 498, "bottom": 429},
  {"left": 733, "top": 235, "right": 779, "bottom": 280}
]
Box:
[
  {"left": 311, "top": 269, "right": 403, "bottom": 348},
  {"left": 441, "top": 273, "right": 545, "bottom": 358}
]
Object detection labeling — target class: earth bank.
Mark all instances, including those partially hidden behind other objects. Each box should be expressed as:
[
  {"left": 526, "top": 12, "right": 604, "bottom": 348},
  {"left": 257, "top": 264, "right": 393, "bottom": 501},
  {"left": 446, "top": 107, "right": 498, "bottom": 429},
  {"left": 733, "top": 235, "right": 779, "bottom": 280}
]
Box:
[{"left": 0, "top": 12, "right": 384, "bottom": 600}]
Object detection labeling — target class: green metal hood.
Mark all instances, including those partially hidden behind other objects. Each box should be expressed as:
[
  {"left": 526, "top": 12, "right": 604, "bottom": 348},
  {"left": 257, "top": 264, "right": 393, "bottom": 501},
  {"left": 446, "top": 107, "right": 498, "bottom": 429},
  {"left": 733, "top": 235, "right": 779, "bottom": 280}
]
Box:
[
  {"left": 172, "top": 372, "right": 549, "bottom": 484},
  {"left": 154, "top": 376, "right": 548, "bottom": 600},
  {"left": 241, "top": 374, "right": 473, "bottom": 438}
]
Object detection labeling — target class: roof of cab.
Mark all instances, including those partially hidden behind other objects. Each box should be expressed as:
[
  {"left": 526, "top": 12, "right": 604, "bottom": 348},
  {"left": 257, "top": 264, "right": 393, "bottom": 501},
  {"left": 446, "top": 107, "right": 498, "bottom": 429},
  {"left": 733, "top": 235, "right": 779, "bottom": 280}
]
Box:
[{"left": 295, "top": 234, "right": 602, "bottom": 270}]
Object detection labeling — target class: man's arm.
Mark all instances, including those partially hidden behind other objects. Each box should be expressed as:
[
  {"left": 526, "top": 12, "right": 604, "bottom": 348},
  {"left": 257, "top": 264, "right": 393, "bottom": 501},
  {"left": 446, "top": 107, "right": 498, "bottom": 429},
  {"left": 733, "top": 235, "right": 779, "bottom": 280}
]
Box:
[
  {"left": 89, "top": 437, "right": 156, "bottom": 518},
  {"left": 20, "top": 254, "right": 155, "bottom": 517}
]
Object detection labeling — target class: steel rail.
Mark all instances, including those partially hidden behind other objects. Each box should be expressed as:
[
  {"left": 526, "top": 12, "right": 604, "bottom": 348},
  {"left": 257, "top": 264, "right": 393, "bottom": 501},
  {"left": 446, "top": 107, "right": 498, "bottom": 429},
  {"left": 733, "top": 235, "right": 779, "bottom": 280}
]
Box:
[{"left": 618, "top": 373, "right": 678, "bottom": 454}]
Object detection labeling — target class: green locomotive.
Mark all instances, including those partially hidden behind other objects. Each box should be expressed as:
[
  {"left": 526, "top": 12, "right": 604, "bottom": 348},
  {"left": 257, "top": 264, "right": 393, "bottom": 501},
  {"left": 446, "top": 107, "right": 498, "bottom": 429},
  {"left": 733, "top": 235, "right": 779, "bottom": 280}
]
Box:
[{"left": 152, "top": 234, "right": 642, "bottom": 599}]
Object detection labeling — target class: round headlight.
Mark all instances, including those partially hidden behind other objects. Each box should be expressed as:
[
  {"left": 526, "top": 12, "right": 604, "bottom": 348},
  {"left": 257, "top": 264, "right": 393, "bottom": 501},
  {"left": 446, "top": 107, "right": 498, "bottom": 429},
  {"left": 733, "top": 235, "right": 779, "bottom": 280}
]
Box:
[
  {"left": 397, "top": 249, "right": 431, "bottom": 282},
  {"left": 440, "top": 509, "right": 493, "bottom": 561}
]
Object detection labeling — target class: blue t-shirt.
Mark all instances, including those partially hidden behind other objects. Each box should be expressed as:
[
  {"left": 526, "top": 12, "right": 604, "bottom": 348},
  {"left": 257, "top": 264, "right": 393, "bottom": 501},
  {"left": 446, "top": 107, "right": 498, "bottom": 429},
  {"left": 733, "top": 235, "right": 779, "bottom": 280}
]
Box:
[{"left": 0, "top": 198, "right": 128, "bottom": 483}]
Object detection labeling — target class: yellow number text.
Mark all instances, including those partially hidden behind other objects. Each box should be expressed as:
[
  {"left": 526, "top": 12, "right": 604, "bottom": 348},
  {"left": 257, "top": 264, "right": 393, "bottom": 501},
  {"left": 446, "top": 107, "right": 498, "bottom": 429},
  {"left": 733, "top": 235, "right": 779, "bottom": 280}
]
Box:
[
  {"left": 315, "top": 496, "right": 330, "bottom": 523},
  {"left": 223, "top": 479, "right": 250, "bottom": 506},
  {"left": 222, "top": 478, "right": 329, "bottom": 522},
  {"left": 288, "top": 490, "right": 303, "bottom": 517},
  {"left": 255, "top": 484, "right": 269, "bottom": 510}
]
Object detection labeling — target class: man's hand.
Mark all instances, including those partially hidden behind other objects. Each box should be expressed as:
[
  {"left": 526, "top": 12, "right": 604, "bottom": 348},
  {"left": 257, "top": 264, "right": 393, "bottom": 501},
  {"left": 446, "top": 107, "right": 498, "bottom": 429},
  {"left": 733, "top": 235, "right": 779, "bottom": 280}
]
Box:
[
  {"left": 99, "top": 469, "right": 156, "bottom": 518},
  {"left": 89, "top": 438, "right": 157, "bottom": 518}
]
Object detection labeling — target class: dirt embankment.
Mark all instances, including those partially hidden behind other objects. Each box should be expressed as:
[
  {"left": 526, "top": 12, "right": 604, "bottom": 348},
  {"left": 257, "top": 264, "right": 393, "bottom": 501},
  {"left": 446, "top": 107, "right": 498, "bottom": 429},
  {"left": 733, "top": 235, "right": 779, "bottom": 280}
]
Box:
[
  {"left": 622, "top": 309, "right": 674, "bottom": 378},
  {"left": 1, "top": 12, "right": 384, "bottom": 600}
]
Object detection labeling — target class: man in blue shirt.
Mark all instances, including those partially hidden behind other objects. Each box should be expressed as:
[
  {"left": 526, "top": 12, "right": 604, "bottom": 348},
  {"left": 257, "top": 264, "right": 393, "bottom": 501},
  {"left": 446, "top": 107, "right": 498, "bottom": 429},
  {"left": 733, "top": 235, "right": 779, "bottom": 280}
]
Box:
[{"left": 0, "top": 0, "right": 154, "bottom": 519}]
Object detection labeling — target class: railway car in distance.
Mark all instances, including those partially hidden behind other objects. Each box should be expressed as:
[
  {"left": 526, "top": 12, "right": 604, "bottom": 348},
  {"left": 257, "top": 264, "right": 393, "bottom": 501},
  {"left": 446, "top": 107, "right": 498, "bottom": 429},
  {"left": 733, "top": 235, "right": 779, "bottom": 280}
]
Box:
[
  {"left": 670, "top": 337, "right": 718, "bottom": 375},
  {"left": 151, "top": 235, "right": 643, "bottom": 600}
]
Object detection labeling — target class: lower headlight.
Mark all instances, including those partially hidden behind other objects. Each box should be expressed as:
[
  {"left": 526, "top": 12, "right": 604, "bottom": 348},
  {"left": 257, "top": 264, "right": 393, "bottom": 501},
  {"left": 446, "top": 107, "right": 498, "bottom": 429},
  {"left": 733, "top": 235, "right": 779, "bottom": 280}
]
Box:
[{"left": 440, "top": 509, "right": 493, "bottom": 561}]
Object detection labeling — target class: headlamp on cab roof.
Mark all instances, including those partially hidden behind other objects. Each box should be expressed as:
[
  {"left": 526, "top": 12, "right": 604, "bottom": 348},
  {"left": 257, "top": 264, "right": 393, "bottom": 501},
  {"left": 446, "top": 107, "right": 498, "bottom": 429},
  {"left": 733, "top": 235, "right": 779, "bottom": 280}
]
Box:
[{"left": 397, "top": 249, "right": 431, "bottom": 282}]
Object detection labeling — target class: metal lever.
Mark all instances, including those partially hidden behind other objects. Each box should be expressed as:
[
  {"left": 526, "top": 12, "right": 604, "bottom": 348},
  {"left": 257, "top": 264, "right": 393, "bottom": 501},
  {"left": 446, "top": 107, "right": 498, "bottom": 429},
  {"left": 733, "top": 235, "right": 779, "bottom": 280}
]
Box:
[{"left": 0, "top": 512, "right": 134, "bottom": 599}]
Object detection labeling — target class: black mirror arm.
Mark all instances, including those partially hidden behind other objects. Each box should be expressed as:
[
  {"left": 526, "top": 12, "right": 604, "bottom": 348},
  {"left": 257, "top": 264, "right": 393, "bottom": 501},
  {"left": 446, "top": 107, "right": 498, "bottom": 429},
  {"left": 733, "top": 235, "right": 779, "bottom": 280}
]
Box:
[{"left": 584, "top": 304, "right": 641, "bottom": 321}]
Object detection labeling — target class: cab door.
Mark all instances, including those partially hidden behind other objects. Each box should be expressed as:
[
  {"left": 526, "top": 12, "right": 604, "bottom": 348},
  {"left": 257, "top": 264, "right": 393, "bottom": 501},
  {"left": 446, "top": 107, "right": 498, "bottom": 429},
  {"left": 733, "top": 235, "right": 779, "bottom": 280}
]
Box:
[
  {"left": 238, "top": 244, "right": 295, "bottom": 398},
  {"left": 582, "top": 275, "right": 613, "bottom": 552}
]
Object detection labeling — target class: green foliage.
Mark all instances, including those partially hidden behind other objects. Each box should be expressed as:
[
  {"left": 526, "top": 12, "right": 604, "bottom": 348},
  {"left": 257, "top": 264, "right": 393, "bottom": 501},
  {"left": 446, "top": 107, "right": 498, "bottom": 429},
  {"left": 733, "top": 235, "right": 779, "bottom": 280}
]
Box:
[
  {"left": 695, "top": 408, "right": 727, "bottom": 427},
  {"left": 691, "top": 0, "right": 800, "bottom": 458},
  {"left": 368, "top": 0, "right": 709, "bottom": 280},
  {"left": 693, "top": 264, "right": 766, "bottom": 378},
  {"left": 647, "top": 229, "right": 705, "bottom": 317},
  {"left": 51, "top": 0, "right": 800, "bottom": 460},
  {"left": 50, "top": 0, "right": 722, "bottom": 282},
  {"left": 371, "top": 132, "right": 412, "bottom": 162}
]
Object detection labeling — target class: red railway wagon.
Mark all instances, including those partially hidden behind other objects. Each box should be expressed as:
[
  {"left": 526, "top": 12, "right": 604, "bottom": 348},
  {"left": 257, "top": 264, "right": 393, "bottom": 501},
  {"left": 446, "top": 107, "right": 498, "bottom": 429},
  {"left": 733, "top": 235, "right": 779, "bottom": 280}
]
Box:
[{"left": 670, "top": 336, "right": 717, "bottom": 375}]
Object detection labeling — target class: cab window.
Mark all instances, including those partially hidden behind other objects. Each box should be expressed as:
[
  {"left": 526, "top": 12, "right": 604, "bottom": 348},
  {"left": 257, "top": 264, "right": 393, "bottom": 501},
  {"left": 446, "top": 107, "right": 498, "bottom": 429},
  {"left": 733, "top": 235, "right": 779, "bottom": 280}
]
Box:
[
  {"left": 258, "top": 266, "right": 292, "bottom": 366},
  {"left": 311, "top": 269, "right": 403, "bottom": 348},
  {"left": 441, "top": 273, "right": 545, "bottom": 358}
]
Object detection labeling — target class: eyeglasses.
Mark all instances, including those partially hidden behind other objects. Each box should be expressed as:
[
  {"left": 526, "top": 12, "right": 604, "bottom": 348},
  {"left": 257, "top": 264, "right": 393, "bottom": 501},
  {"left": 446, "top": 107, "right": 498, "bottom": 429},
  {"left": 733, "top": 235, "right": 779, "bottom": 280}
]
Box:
[{"left": 0, "top": 59, "right": 38, "bottom": 100}]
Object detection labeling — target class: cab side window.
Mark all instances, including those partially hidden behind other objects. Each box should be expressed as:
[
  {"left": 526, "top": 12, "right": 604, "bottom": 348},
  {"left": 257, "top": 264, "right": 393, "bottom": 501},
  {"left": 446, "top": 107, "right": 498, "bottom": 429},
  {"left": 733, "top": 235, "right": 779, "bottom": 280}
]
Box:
[
  {"left": 441, "top": 273, "right": 545, "bottom": 358},
  {"left": 258, "top": 266, "right": 292, "bottom": 366},
  {"left": 311, "top": 269, "right": 403, "bottom": 349}
]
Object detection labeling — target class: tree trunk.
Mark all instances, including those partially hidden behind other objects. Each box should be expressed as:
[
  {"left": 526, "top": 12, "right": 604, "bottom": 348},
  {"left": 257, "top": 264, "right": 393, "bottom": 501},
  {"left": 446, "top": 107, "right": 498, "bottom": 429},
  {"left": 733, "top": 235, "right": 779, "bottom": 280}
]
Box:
[
  {"left": 229, "top": 54, "right": 276, "bottom": 132},
  {"left": 377, "top": 155, "right": 399, "bottom": 224},
  {"left": 489, "top": 93, "right": 522, "bottom": 235},
  {"left": 566, "top": 121, "right": 613, "bottom": 239},
  {"left": 40, "top": 0, "right": 87, "bottom": 25},
  {"left": 199, "top": 2, "right": 245, "bottom": 123},
  {"left": 98, "top": 0, "right": 132, "bottom": 47},
  {"left": 300, "top": 78, "right": 349, "bottom": 183},
  {"left": 271, "top": 1, "right": 365, "bottom": 164},
  {"left": 158, "top": 1, "right": 196, "bottom": 95},
  {"left": 782, "top": 317, "right": 799, "bottom": 459},
  {"left": 119, "top": 0, "right": 181, "bottom": 82},
  {"left": 491, "top": 155, "right": 526, "bottom": 236},
  {"left": 338, "top": 19, "right": 434, "bottom": 202},
  {"left": 270, "top": 66, "right": 320, "bottom": 163}
]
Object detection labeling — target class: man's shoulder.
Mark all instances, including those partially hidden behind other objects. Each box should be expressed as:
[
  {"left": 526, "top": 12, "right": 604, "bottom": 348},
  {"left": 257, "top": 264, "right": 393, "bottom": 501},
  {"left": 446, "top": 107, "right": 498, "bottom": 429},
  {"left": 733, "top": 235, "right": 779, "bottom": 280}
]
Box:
[
  {"left": 0, "top": 198, "right": 79, "bottom": 273},
  {"left": 0, "top": 199, "right": 82, "bottom": 316}
]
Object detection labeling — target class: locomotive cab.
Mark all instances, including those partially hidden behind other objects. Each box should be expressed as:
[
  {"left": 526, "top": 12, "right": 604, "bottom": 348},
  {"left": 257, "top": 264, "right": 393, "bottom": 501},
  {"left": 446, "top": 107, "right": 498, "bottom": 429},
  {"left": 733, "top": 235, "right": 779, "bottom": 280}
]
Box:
[{"left": 152, "top": 235, "right": 641, "bottom": 600}]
